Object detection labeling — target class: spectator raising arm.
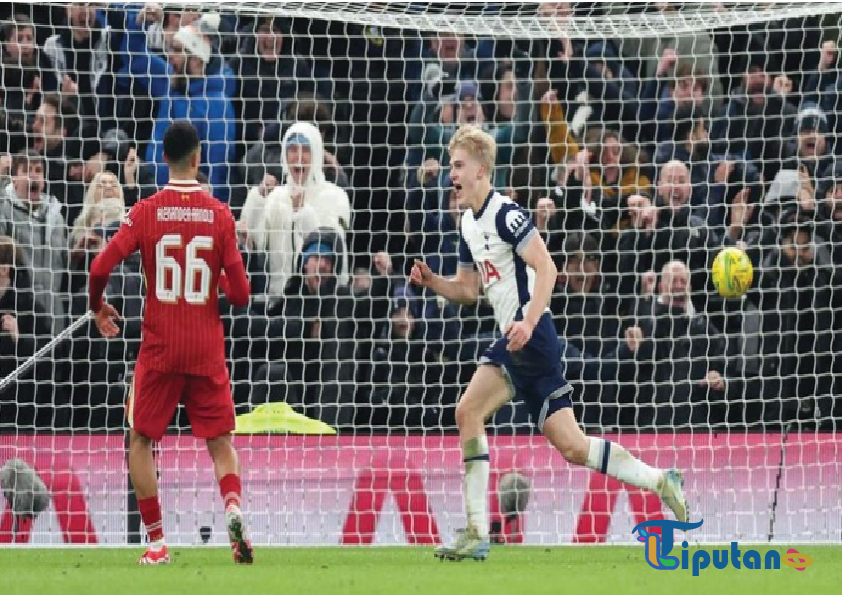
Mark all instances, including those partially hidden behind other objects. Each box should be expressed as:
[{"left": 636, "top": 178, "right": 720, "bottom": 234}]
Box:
[{"left": 122, "top": 10, "right": 236, "bottom": 201}]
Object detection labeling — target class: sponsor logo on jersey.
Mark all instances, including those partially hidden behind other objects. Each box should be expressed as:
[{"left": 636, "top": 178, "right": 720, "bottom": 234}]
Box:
[{"left": 505, "top": 210, "right": 529, "bottom": 238}]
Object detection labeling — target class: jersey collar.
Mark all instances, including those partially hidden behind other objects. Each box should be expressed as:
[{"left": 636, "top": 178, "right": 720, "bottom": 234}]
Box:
[
  {"left": 474, "top": 188, "right": 495, "bottom": 219},
  {"left": 164, "top": 179, "right": 203, "bottom": 193}
]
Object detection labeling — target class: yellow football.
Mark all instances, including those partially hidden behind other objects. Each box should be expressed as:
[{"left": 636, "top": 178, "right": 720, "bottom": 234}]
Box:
[{"left": 712, "top": 247, "right": 753, "bottom": 298}]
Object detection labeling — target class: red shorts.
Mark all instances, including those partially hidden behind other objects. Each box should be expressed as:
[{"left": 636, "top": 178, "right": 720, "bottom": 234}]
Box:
[{"left": 127, "top": 363, "right": 235, "bottom": 442}]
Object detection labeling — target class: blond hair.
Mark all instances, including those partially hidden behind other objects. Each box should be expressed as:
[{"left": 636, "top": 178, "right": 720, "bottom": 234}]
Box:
[
  {"left": 448, "top": 125, "right": 496, "bottom": 176},
  {"left": 83, "top": 171, "right": 124, "bottom": 207}
]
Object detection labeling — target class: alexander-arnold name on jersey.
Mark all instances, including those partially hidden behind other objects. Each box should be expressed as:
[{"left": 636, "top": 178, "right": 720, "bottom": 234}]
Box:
[{"left": 156, "top": 206, "right": 215, "bottom": 223}]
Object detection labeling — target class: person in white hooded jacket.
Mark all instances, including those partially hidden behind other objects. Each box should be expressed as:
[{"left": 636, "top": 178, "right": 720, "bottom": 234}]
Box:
[{"left": 239, "top": 122, "right": 351, "bottom": 301}]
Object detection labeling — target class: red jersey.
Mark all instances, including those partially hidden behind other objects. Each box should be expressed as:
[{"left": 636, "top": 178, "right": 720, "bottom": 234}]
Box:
[{"left": 89, "top": 179, "right": 250, "bottom": 376}]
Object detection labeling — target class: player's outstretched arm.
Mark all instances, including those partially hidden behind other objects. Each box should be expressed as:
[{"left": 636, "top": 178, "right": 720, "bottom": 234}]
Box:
[
  {"left": 88, "top": 231, "right": 134, "bottom": 314},
  {"left": 90, "top": 204, "right": 141, "bottom": 314},
  {"left": 220, "top": 209, "right": 251, "bottom": 307},
  {"left": 410, "top": 259, "right": 480, "bottom": 305}
]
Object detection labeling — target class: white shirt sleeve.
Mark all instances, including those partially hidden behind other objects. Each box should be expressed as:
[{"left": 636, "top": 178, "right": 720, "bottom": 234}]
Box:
[{"left": 240, "top": 186, "right": 269, "bottom": 251}]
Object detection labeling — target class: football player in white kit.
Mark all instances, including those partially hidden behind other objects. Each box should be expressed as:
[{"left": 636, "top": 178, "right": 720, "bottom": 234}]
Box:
[{"left": 410, "top": 125, "right": 688, "bottom": 561}]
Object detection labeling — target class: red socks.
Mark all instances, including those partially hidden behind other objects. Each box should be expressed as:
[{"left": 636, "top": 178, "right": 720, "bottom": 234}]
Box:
[
  {"left": 136, "top": 476, "right": 239, "bottom": 545},
  {"left": 138, "top": 497, "right": 164, "bottom": 543},
  {"left": 219, "top": 473, "right": 242, "bottom": 511}
]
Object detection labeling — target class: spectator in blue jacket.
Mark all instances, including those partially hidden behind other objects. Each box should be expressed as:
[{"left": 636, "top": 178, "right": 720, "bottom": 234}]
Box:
[{"left": 125, "top": 12, "right": 236, "bottom": 202}]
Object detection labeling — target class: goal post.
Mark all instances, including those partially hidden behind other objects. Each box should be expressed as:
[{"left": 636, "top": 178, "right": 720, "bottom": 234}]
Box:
[{"left": 0, "top": 1, "right": 840, "bottom": 546}]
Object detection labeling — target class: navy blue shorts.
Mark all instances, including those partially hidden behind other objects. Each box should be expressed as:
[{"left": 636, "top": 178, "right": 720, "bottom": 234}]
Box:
[{"left": 479, "top": 312, "right": 573, "bottom": 430}]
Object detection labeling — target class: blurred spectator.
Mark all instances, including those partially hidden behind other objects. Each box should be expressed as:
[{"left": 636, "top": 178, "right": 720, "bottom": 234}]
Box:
[
  {"left": 69, "top": 172, "right": 124, "bottom": 251},
  {"left": 616, "top": 164, "right": 722, "bottom": 312},
  {"left": 578, "top": 40, "right": 640, "bottom": 135},
  {"left": 230, "top": 16, "right": 319, "bottom": 145},
  {"left": 804, "top": 40, "right": 840, "bottom": 145},
  {"left": 239, "top": 168, "right": 320, "bottom": 303},
  {"left": 611, "top": 3, "right": 724, "bottom": 107},
  {"left": 559, "top": 129, "right": 652, "bottom": 259},
  {"left": 124, "top": 11, "right": 236, "bottom": 201},
  {"left": 631, "top": 260, "right": 728, "bottom": 428},
  {"left": 764, "top": 168, "right": 818, "bottom": 223},
  {"left": 408, "top": 66, "right": 533, "bottom": 191},
  {"left": 260, "top": 122, "right": 351, "bottom": 287},
  {"left": 421, "top": 32, "right": 478, "bottom": 102},
  {"left": 711, "top": 52, "right": 797, "bottom": 182},
  {"left": 365, "top": 296, "right": 444, "bottom": 429},
  {"left": 551, "top": 234, "right": 619, "bottom": 358},
  {"left": 0, "top": 235, "right": 53, "bottom": 430},
  {"left": 141, "top": 4, "right": 199, "bottom": 54},
  {"left": 30, "top": 92, "right": 83, "bottom": 213},
  {"left": 655, "top": 104, "right": 741, "bottom": 225},
  {"left": 1, "top": 14, "right": 58, "bottom": 146},
  {"left": 0, "top": 151, "right": 67, "bottom": 335},
  {"left": 83, "top": 128, "right": 156, "bottom": 207},
  {"left": 816, "top": 163, "right": 842, "bottom": 254},
  {"left": 68, "top": 197, "right": 124, "bottom": 292},
  {"left": 721, "top": 173, "right": 775, "bottom": 249},
  {"left": 648, "top": 57, "right": 714, "bottom": 145},
  {"left": 746, "top": 214, "right": 835, "bottom": 423},
  {"left": 235, "top": 95, "right": 349, "bottom": 211},
  {"left": 540, "top": 88, "right": 579, "bottom": 168},
  {"left": 43, "top": 3, "right": 120, "bottom": 138},
  {"left": 779, "top": 104, "right": 832, "bottom": 186},
  {"left": 268, "top": 227, "right": 356, "bottom": 427}
]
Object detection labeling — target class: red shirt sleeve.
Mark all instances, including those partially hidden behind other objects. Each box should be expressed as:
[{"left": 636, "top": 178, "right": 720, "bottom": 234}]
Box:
[
  {"left": 88, "top": 206, "right": 141, "bottom": 313},
  {"left": 219, "top": 207, "right": 250, "bottom": 307}
]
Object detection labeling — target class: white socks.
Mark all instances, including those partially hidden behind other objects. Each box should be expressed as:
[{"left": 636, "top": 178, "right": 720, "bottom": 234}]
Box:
[
  {"left": 585, "top": 437, "right": 662, "bottom": 492},
  {"left": 462, "top": 435, "right": 490, "bottom": 539},
  {"left": 460, "top": 435, "right": 661, "bottom": 541}
]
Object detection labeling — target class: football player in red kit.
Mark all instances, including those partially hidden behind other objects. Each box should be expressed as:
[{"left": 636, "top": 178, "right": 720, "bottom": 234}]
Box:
[{"left": 88, "top": 121, "right": 253, "bottom": 565}]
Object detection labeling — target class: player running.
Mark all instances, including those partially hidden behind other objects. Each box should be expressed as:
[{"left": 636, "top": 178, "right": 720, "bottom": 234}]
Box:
[
  {"left": 410, "top": 125, "right": 688, "bottom": 562},
  {"left": 88, "top": 121, "right": 253, "bottom": 565}
]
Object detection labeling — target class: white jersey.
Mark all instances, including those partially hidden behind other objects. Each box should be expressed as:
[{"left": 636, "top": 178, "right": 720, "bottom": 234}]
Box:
[{"left": 459, "top": 190, "right": 547, "bottom": 332}]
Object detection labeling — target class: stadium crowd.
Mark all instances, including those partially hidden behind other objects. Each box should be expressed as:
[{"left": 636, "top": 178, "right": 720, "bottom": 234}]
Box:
[{"left": 0, "top": 2, "right": 840, "bottom": 433}]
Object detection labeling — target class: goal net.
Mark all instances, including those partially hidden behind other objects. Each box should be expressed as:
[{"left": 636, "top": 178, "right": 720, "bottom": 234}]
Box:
[{"left": 0, "top": 1, "right": 841, "bottom": 546}]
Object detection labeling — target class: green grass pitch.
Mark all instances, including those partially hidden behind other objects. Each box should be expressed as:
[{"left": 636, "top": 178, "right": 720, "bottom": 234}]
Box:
[{"left": 3, "top": 546, "right": 840, "bottom": 594}]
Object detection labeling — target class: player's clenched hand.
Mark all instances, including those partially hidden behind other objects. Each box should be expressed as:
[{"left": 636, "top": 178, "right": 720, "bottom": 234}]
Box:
[
  {"left": 410, "top": 259, "right": 433, "bottom": 288},
  {"left": 505, "top": 320, "right": 534, "bottom": 352},
  {"left": 94, "top": 302, "right": 121, "bottom": 339}
]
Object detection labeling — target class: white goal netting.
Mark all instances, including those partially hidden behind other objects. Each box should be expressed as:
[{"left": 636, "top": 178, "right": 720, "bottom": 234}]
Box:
[{"left": 0, "top": 1, "right": 840, "bottom": 546}]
